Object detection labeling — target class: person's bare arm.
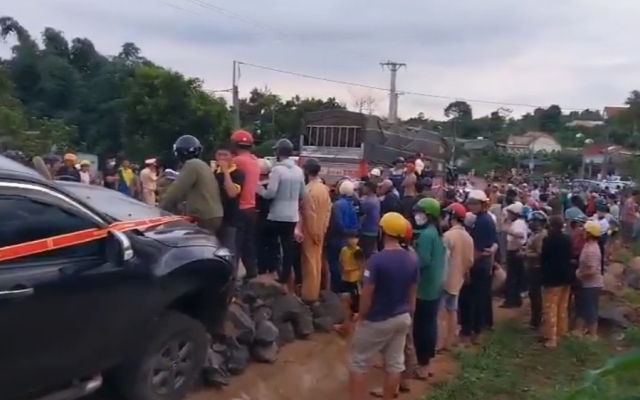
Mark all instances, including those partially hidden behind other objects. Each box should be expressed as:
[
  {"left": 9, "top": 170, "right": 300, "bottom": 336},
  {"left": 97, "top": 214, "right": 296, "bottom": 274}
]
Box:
[
  {"left": 358, "top": 282, "right": 374, "bottom": 320},
  {"left": 407, "top": 283, "right": 417, "bottom": 315},
  {"left": 222, "top": 170, "right": 240, "bottom": 198}
]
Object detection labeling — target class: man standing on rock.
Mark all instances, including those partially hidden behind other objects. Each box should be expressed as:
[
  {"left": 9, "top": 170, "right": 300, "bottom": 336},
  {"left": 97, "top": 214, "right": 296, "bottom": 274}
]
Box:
[
  {"left": 258, "top": 138, "right": 306, "bottom": 293},
  {"left": 231, "top": 129, "right": 260, "bottom": 281},
  {"left": 300, "top": 158, "right": 331, "bottom": 303}
]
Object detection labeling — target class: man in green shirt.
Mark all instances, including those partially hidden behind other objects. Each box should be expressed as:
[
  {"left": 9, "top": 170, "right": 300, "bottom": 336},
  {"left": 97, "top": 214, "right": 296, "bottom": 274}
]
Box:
[{"left": 412, "top": 198, "right": 446, "bottom": 379}]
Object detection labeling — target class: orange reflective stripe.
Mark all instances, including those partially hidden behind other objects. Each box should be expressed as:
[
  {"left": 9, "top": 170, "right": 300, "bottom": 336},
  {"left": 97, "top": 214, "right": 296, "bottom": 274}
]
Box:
[{"left": 0, "top": 215, "right": 191, "bottom": 263}]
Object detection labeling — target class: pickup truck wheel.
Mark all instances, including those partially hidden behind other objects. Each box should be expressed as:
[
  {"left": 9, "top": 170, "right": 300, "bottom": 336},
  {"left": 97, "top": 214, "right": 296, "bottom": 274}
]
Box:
[{"left": 115, "top": 312, "right": 207, "bottom": 400}]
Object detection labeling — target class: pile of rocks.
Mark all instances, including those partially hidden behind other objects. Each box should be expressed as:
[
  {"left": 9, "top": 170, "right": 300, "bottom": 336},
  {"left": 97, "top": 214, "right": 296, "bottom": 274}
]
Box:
[{"left": 202, "top": 276, "right": 346, "bottom": 387}]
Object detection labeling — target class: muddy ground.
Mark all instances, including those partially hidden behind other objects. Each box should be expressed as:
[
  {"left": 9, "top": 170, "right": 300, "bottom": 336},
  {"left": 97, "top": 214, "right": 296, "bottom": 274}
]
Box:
[{"left": 93, "top": 301, "right": 521, "bottom": 400}]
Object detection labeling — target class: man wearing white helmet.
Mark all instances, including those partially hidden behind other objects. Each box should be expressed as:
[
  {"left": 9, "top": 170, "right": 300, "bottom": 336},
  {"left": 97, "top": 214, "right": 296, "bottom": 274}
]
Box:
[
  {"left": 369, "top": 168, "right": 382, "bottom": 185},
  {"left": 502, "top": 201, "right": 528, "bottom": 309},
  {"left": 459, "top": 189, "right": 498, "bottom": 343}
]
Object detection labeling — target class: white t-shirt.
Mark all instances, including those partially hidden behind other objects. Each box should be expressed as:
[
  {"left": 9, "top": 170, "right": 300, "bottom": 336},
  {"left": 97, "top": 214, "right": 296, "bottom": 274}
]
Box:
[
  {"left": 591, "top": 215, "right": 610, "bottom": 235},
  {"left": 531, "top": 189, "right": 540, "bottom": 202},
  {"left": 507, "top": 219, "right": 528, "bottom": 248}
]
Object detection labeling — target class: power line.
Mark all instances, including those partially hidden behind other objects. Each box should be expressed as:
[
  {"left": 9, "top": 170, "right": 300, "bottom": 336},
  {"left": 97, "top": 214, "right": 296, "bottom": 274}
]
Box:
[
  {"left": 237, "top": 61, "right": 586, "bottom": 111},
  {"left": 150, "top": 0, "right": 586, "bottom": 111},
  {"left": 156, "top": 0, "right": 374, "bottom": 61}
]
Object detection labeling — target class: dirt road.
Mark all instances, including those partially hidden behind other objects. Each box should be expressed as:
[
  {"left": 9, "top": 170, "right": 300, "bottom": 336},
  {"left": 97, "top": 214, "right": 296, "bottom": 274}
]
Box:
[
  {"left": 189, "top": 333, "right": 457, "bottom": 400},
  {"left": 93, "top": 301, "right": 520, "bottom": 400}
]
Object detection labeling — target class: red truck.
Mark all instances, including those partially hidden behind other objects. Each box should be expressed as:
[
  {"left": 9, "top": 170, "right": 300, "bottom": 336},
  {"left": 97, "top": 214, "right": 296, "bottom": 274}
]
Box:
[{"left": 298, "top": 110, "right": 448, "bottom": 185}]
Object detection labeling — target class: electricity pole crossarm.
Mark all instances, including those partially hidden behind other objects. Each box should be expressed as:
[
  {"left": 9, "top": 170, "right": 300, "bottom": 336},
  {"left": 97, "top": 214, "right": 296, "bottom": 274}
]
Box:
[{"left": 380, "top": 61, "right": 406, "bottom": 124}]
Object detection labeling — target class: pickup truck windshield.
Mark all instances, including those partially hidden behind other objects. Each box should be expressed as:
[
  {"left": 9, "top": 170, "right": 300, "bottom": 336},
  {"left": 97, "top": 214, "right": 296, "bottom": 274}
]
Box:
[{"left": 58, "top": 182, "right": 172, "bottom": 221}]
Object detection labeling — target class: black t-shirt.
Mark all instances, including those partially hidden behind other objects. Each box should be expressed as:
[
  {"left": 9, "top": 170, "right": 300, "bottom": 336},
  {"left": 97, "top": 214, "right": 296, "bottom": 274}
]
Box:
[
  {"left": 103, "top": 167, "right": 118, "bottom": 189},
  {"left": 214, "top": 167, "right": 245, "bottom": 227},
  {"left": 55, "top": 165, "right": 81, "bottom": 182}
]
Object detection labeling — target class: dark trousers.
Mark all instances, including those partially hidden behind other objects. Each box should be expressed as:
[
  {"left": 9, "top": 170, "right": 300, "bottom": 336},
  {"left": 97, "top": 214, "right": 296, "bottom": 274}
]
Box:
[
  {"left": 528, "top": 267, "right": 543, "bottom": 328},
  {"left": 459, "top": 258, "right": 493, "bottom": 337},
  {"left": 485, "top": 281, "right": 494, "bottom": 329},
  {"left": 326, "top": 238, "right": 345, "bottom": 293},
  {"left": 264, "top": 220, "right": 297, "bottom": 284},
  {"left": 359, "top": 235, "right": 378, "bottom": 260},
  {"left": 292, "top": 241, "right": 302, "bottom": 286},
  {"left": 256, "top": 217, "right": 278, "bottom": 274},
  {"left": 413, "top": 298, "right": 440, "bottom": 366},
  {"left": 236, "top": 209, "right": 258, "bottom": 279},
  {"left": 504, "top": 250, "right": 524, "bottom": 307}
]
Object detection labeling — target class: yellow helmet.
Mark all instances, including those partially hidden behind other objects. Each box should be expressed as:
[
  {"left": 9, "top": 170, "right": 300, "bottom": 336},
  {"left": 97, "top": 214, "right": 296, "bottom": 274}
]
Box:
[
  {"left": 379, "top": 212, "right": 408, "bottom": 238},
  {"left": 584, "top": 220, "right": 601, "bottom": 237}
]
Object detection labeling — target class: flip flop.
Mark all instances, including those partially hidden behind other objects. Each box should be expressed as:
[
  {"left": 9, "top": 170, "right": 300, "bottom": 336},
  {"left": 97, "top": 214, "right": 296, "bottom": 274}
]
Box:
[{"left": 411, "top": 369, "right": 431, "bottom": 381}]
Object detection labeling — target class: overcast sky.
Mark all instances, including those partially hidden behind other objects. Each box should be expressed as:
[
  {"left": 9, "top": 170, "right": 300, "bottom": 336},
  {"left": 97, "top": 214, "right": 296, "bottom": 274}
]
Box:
[{"left": 2, "top": 0, "right": 639, "bottom": 119}]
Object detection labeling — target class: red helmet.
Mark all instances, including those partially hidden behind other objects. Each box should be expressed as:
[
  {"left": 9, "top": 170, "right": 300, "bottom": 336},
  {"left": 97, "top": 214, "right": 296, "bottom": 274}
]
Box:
[
  {"left": 230, "top": 130, "right": 254, "bottom": 146},
  {"left": 446, "top": 202, "right": 467, "bottom": 219},
  {"left": 404, "top": 219, "right": 413, "bottom": 242}
]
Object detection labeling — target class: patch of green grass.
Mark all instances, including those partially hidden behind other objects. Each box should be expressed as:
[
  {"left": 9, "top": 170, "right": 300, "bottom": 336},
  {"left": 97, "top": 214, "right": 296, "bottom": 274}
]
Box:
[
  {"left": 620, "top": 289, "right": 640, "bottom": 306},
  {"left": 424, "top": 320, "right": 640, "bottom": 400},
  {"left": 624, "top": 326, "right": 640, "bottom": 347}
]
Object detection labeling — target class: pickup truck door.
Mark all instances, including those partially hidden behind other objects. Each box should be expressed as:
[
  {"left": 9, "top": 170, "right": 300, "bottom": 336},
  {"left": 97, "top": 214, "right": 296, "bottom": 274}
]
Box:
[{"left": 0, "top": 182, "right": 146, "bottom": 399}]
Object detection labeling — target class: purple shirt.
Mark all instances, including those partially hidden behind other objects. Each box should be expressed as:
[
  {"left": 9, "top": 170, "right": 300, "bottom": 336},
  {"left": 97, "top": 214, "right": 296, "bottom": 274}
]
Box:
[{"left": 363, "top": 249, "right": 419, "bottom": 322}]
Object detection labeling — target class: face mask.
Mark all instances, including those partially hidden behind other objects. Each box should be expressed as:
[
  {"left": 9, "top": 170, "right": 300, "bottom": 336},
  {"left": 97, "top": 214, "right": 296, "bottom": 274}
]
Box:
[{"left": 414, "top": 213, "right": 427, "bottom": 226}]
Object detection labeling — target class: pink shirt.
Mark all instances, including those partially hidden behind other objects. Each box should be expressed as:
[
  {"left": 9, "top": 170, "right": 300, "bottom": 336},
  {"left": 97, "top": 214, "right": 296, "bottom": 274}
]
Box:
[{"left": 233, "top": 152, "right": 260, "bottom": 210}]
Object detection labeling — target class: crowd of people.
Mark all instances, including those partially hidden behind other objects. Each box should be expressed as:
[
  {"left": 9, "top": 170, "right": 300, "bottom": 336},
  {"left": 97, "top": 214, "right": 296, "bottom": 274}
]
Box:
[{"left": 5, "top": 131, "right": 639, "bottom": 400}]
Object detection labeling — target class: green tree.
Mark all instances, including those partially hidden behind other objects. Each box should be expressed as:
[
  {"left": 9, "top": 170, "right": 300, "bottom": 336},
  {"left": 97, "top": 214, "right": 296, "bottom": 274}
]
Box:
[{"left": 121, "top": 66, "right": 231, "bottom": 159}]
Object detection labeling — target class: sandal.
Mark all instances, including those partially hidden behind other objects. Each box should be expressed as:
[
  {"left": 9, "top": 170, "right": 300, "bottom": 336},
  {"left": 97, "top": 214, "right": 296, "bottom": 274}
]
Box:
[
  {"left": 411, "top": 369, "right": 431, "bottom": 381},
  {"left": 436, "top": 347, "right": 451, "bottom": 355}
]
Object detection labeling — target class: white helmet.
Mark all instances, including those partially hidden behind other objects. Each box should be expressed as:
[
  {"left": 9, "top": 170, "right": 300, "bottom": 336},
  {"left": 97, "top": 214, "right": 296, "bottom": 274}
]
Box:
[
  {"left": 467, "top": 189, "right": 488, "bottom": 202},
  {"left": 339, "top": 180, "right": 355, "bottom": 196},
  {"left": 258, "top": 158, "right": 271, "bottom": 175},
  {"left": 505, "top": 201, "right": 524, "bottom": 215}
]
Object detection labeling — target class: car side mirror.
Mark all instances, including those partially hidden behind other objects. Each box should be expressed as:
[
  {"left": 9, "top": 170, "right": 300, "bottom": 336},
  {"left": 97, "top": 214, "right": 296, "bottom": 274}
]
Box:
[{"left": 106, "top": 230, "right": 134, "bottom": 267}]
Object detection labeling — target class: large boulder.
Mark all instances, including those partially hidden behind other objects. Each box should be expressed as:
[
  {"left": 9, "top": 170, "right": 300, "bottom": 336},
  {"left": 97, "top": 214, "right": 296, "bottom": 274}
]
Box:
[
  {"left": 623, "top": 267, "right": 640, "bottom": 290},
  {"left": 226, "top": 337, "right": 251, "bottom": 375},
  {"left": 275, "top": 321, "right": 296, "bottom": 346},
  {"left": 603, "top": 272, "right": 624, "bottom": 295},
  {"left": 240, "top": 275, "right": 286, "bottom": 303},
  {"left": 271, "top": 294, "right": 304, "bottom": 324},
  {"left": 608, "top": 263, "right": 626, "bottom": 279},
  {"left": 226, "top": 302, "right": 255, "bottom": 345},
  {"left": 254, "top": 320, "right": 280, "bottom": 345},
  {"left": 251, "top": 342, "right": 279, "bottom": 364},
  {"left": 292, "top": 306, "right": 315, "bottom": 339},
  {"left": 319, "top": 290, "right": 346, "bottom": 324},
  {"left": 599, "top": 304, "right": 631, "bottom": 329},
  {"left": 629, "top": 257, "right": 640, "bottom": 274}
]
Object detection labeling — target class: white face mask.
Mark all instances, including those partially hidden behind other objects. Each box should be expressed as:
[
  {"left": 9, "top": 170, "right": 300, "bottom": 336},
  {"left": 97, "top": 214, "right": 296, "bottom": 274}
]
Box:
[{"left": 414, "top": 213, "right": 427, "bottom": 226}]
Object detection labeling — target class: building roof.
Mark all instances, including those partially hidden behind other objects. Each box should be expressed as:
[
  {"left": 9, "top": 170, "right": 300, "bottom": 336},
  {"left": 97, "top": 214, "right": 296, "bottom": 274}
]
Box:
[
  {"left": 582, "top": 143, "right": 623, "bottom": 156},
  {"left": 603, "top": 106, "right": 629, "bottom": 119},
  {"left": 506, "top": 131, "right": 555, "bottom": 146},
  {"left": 565, "top": 120, "right": 605, "bottom": 128}
]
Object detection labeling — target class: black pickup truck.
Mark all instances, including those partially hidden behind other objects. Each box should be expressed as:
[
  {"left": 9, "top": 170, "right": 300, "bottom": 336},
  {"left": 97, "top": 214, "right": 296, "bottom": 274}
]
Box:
[{"left": 0, "top": 157, "right": 234, "bottom": 400}]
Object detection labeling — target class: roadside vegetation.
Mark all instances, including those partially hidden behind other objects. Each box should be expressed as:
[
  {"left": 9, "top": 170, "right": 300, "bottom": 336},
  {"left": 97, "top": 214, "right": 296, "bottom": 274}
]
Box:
[{"left": 425, "top": 320, "right": 640, "bottom": 400}]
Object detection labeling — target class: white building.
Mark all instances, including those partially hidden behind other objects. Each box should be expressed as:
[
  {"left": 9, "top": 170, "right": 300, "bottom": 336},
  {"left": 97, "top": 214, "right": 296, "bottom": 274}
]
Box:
[{"left": 500, "top": 132, "right": 562, "bottom": 154}]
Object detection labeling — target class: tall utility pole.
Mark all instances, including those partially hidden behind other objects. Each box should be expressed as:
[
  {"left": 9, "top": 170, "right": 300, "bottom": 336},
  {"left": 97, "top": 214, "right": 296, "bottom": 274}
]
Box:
[
  {"left": 232, "top": 60, "right": 241, "bottom": 130},
  {"left": 380, "top": 61, "right": 406, "bottom": 123}
]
